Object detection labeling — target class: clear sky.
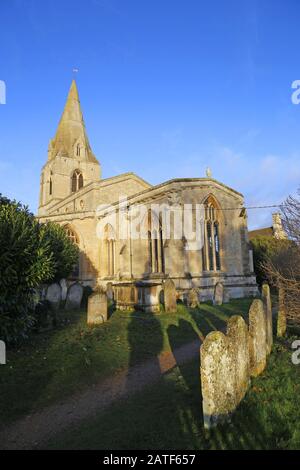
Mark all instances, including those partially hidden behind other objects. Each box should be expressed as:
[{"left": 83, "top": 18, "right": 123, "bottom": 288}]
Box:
[{"left": 0, "top": 0, "right": 300, "bottom": 229}]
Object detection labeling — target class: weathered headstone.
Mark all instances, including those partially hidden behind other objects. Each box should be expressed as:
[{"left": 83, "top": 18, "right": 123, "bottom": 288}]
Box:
[
  {"left": 200, "top": 331, "right": 236, "bottom": 429},
  {"left": 223, "top": 288, "right": 230, "bottom": 304},
  {"left": 32, "top": 288, "right": 40, "bottom": 307},
  {"left": 106, "top": 282, "right": 114, "bottom": 301},
  {"left": 87, "top": 290, "right": 108, "bottom": 325},
  {"left": 60, "top": 278, "right": 68, "bottom": 301},
  {"left": 65, "top": 283, "right": 83, "bottom": 310},
  {"left": 164, "top": 279, "right": 177, "bottom": 313},
  {"left": 277, "top": 286, "right": 287, "bottom": 337},
  {"left": 227, "top": 315, "right": 250, "bottom": 404},
  {"left": 187, "top": 288, "right": 200, "bottom": 308},
  {"left": 213, "top": 282, "right": 224, "bottom": 305},
  {"left": 249, "top": 299, "right": 267, "bottom": 377},
  {"left": 46, "top": 283, "right": 62, "bottom": 311},
  {"left": 262, "top": 283, "right": 273, "bottom": 354}
]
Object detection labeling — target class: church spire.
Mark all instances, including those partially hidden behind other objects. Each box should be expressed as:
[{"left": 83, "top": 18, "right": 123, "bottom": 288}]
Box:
[{"left": 48, "top": 79, "right": 98, "bottom": 163}]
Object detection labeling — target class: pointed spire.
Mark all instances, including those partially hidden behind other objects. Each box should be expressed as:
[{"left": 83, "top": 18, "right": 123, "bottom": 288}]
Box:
[{"left": 48, "top": 80, "right": 98, "bottom": 163}]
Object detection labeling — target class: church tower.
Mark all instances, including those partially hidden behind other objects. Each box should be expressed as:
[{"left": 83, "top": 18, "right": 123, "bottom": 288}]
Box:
[{"left": 38, "top": 80, "right": 101, "bottom": 215}]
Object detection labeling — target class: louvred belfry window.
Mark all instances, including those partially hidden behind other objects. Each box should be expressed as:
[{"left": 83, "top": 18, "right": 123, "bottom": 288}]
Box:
[{"left": 71, "top": 170, "right": 84, "bottom": 192}]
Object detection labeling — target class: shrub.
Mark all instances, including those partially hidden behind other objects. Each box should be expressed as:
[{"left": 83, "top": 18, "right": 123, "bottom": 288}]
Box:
[
  {"left": 0, "top": 195, "right": 79, "bottom": 343},
  {"left": 40, "top": 222, "right": 79, "bottom": 282},
  {"left": 0, "top": 195, "right": 53, "bottom": 343}
]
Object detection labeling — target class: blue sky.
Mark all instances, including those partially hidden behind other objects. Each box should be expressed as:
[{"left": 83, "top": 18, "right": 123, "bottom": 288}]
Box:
[{"left": 0, "top": 0, "right": 300, "bottom": 229}]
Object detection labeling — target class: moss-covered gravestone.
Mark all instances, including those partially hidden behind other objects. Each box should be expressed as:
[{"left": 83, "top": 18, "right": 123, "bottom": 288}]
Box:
[
  {"left": 249, "top": 299, "right": 267, "bottom": 377},
  {"left": 187, "top": 288, "right": 200, "bottom": 308},
  {"left": 277, "top": 286, "right": 287, "bottom": 337},
  {"left": 262, "top": 283, "right": 273, "bottom": 354},
  {"left": 227, "top": 315, "right": 250, "bottom": 404},
  {"left": 200, "top": 331, "right": 236, "bottom": 429}
]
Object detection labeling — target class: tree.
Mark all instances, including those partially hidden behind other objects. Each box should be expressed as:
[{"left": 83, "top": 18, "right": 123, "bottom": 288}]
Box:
[
  {"left": 250, "top": 235, "right": 292, "bottom": 287},
  {"left": 263, "top": 188, "right": 300, "bottom": 327}
]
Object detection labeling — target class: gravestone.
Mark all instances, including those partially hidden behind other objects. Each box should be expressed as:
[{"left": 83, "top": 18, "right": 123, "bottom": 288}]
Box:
[
  {"left": 60, "top": 278, "right": 68, "bottom": 301},
  {"left": 227, "top": 315, "right": 250, "bottom": 404},
  {"left": 32, "top": 288, "right": 40, "bottom": 307},
  {"left": 65, "top": 283, "right": 83, "bottom": 310},
  {"left": 106, "top": 282, "right": 114, "bottom": 301},
  {"left": 164, "top": 279, "right": 177, "bottom": 313},
  {"left": 277, "top": 286, "right": 287, "bottom": 337},
  {"left": 223, "top": 288, "right": 230, "bottom": 304},
  {"left": 200, "top": 331, "right": 236, "bottom": 429},
  {"left": 262, "top": 283, "right": 273, "bottom": 354},
  {"left": 87, "top": 290, "right": 108, "bottom": 325},
  {"left": 46, "top": 283, "right": 62, "bottom": 311},
  {"left": 213, "top": 282, "right": 224, "bottom": 305},
  {"left": 249, "top": 299, "right": 267, "bottom": 377},
  {"left": 187, "top": 288, "right": 200, "bottom": 308}
]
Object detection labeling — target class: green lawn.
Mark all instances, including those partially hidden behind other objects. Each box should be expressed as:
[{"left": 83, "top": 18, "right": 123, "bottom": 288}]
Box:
[
  {"left": 46, "top": 337, "right": 300, "bottom": 450},
  {"left": 0, "top": 299, "right": 252, "bottom": 425}
]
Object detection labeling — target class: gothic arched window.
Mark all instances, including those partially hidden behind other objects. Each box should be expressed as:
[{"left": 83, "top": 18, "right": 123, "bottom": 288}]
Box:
[
  {"left": 147, "top": 210, "right": 165, "bottom": 274},
  {"left": 49, "top": 171, "right": 53, "bottom": 195},
  {"left": 104, "top": 224, "right": 115, "bottom": 277},
  {"left": 203, "top": 197, "right": 221, "bottom": 271},
  {"left": 71, "top": 169, "right": 84, "bottom": 193}
]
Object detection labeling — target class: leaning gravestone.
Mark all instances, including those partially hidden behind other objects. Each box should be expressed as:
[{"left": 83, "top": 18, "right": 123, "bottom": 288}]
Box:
[
  {"left": 249, "top": 299, "right": 267, "bottom": 377},
  {"left": 227, "top": 315, "right": 250, "bottom": 404},
  {"left": 277, "top": 286, "right": 287, "bottom": 337},
  {"left": 187, "top": 288, "right": 200, "bottom": 308},
  {"left": 213, "top": 282, "right": 224, "bottom": 305},
  {"left": 262, "top": 283, "right": 273, "bottom": 354},
  {"left": 65, "top": 283, "right": 83, "bottom": 310},
  {"left": 46, "top": 283, "right": 62, "bottom": 311},
  {"left": 164, "top": 279, "right": 177, "bottom": 313},
  {"left": 60, "top": 278, "right": 68, "bottom": 302},
  {"left": 87, "top": 290, "right": 108, "bottom": 325},
  {"left": 200, "top": 331, "right": 236, "bottom": 429}
]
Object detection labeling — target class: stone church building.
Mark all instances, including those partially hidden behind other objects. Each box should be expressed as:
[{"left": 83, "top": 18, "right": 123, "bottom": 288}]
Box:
[{"left": 38, "top": 80, "right": 257, "bottom": 307}]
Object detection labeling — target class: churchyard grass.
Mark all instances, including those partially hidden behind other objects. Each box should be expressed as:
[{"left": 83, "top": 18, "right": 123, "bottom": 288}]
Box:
[
  {"left": 46, "top": 336, "right": 300, "bottom": 450},
  {"left": 0, "top": 299, "right": 252, "bottom": 425}
]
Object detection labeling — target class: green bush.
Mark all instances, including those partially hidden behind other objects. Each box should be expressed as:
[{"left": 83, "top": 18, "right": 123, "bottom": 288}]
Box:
[
  {"left": 0, "top": 195, "right": 53, "bottom": 342},
  {"left": 0, "top": 194, "right": 79, "bottom": 343}
]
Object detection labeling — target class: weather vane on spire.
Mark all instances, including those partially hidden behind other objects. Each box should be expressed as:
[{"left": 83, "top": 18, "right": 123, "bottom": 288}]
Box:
[{"left": 72, "top": 68, "right": 79, "bottom": 79}]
